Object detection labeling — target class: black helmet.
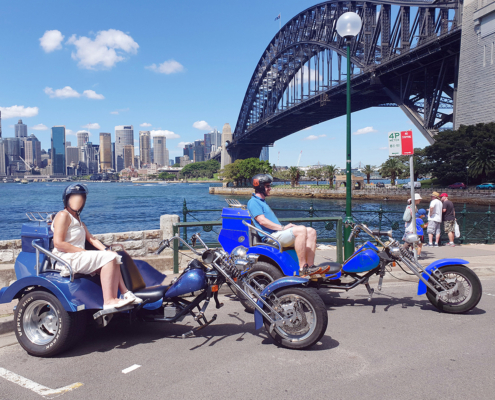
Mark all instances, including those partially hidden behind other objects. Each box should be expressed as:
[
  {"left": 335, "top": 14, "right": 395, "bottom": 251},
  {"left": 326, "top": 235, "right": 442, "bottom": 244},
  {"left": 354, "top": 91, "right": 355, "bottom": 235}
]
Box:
[
  {"left": 252, "top": 174, "right": 273, "bottom": 195},
  {"left": 62, "top": 183, "right": 88, "bottom": 215}
]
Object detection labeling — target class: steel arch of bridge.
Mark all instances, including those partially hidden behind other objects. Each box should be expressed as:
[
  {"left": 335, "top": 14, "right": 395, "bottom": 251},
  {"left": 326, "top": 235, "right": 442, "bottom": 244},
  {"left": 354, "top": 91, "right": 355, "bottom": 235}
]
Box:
[{"left": 231, "top": 0, "right": 462, "bottom": 159}]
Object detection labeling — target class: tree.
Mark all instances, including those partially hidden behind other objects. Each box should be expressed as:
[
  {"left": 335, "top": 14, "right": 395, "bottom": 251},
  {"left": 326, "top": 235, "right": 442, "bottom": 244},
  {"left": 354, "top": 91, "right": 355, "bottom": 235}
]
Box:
[
  {"left": 379, "top": 158, "right": 405, "bottom": 185},
  {"left": 425, "top": 123, "right": 495, "bottom": 184},
  {"left": 173, "top": 163, "right": 180, "bottom": 167},
  {"left": 179, "top": 159, "right": 220, "bottom": 179},
  {"left": 158, "top": 172, "right": 176, "bottom": 180},
  {"left": 323, "top": 165, "right": 338, "bottom": 187},
  {"left": 362, "top": 165, "right": 374, "bottom": 184},
  {"left": 219, "top": 158, "right": 272, "bottom": 186},
  {"left": 397, "top": 148, "right": 431, "bottom": 181},
  {"left": 468, "top": 150, "right": 495, "bottom": 182},
  {"left": 273, "top": 169, "right": 290, "bottom": 184},
  {"left": 307, "top": 167, "right": 324, "bottom": 185},
  {"left": 288, "top": 166, "right": 302, "bottom": 187}
]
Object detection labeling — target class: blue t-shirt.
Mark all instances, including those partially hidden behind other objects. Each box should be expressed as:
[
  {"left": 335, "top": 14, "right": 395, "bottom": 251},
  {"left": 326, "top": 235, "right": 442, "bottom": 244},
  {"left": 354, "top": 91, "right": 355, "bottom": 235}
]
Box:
[
  {"left": 416, "top": 218, "right": 424, "bottom": 236},
  {"left": 247, "top": 194, "right": 281, "bottom": 237}
]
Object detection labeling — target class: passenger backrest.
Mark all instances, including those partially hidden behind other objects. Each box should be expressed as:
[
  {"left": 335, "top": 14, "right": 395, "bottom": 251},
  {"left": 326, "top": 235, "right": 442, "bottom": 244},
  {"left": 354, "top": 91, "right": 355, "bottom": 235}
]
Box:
[{"left": 118, "top": 251, "right": 146, "bottom": 292}]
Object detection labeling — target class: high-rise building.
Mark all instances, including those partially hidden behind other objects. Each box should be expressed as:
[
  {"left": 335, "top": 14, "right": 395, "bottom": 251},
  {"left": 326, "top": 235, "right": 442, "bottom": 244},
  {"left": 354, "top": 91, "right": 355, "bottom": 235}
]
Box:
[
  {"left": 77, "top": 131, "right": 89, "bottom": 161},
  {"left": 169, "top": 159, "right": 174, "bottom": 166},
  {"left": 0, "top": 110, "right": 2, "bottom": 139},
  {"left": 183, "top": 143, "right": 193, "bottom": 159},
  {"left": 210, "top": 129, "right": 222, "bottom": 151},
  {"left": 82, "top": 142, "right": 100, "bottom": 174},
  {"left": 115, "top": 125, "right": 134, "bottom": 171},
  {"left": 66, "top": 141, "right": 71, "bottom": 147},
  {"left": 66, "top": 146, "right": 80, "bottom": 170},
  {"left": 25, "top": 134, "right": 42, "bottom": 167},
  {"left": 111, "top": 142, "right": 115, "bottom": 170},
  {"left": 153, "top": 134, "right": 167, "bottom": 166},
  {"left": 15, "top": 120, "right": 27, "bottom": 138},
  {"left": 51, "top": 126, "right": 66, "bottom": 175},
  {"left": 193, "top": 140, "right": 205, "bottom": 162},
  {"left": 123, "top": 144, "right": 135, "bottom": 169},
  {"left": 260, "top": 146, "right": 269, "bottom": 162},
  {"left": 139, "top": 131, "right": 151, "bottom": 165},
  {"left": 99, "top": 132, "right": 112, "bottom": 172},
  {"left": 0, "top": 139, "right": 7, "bottom": 176},
  {"left": 175, "top": 156, "right": 181, "bottom": 165}
]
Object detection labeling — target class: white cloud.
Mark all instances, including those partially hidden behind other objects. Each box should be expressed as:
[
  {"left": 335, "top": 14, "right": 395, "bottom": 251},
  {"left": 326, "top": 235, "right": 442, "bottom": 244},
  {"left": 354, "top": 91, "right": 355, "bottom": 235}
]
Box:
[
  {"left": 150, "top": 130, "right": 180, "bottom": 139},
  {"left": 66, "top": 29, "right": 139, "bottom": 70},
  {"left": 44, "top": 86, "right": 80, "bottom": 98},
  {"left": 302, "top": 127, "right": 312, "bottom": 131},
  {"left": 110, "top": 111, "right": 119, "bottom": 115},
  {"left": 146, "top": 59, "right": 184, "bottom": 74},
  {"left": 83, "top": 90, "right": 104, "bottom": 100},
  {"left": 66, "top": 129, "right": 75, "bottom": 136},
  {"left": 110, "top": 108, "right": 129, "bottom": 115},
  {"left": 177, "top": 141, "right": 192, "bottom": 148},
  {"left": 77, "top": 129, "right": 92, "bottom": 137},
  {"left": 39, "top": 30, "right": 64, "bottom": 53},
  {"left": 192, "top": 120, "right": 212, "bottom": 131},
  {"left": 140, "top": 122, "right": 152, "bottom": 127},
  {"left": 44, "top": 86, "right": 104, "bottom": 99},
  {"left": 303, "top": 134, "right": 326, "bottom": 141},
  {"left": 81, "top": 123, "right": 100, "bottom": 130},
  {"left": 0, "top": 105, "right": 39, "bottom": 119},
  {"left": 353, "top": 126, "right": 377, "bottom": 135},
  {"left": 31, "top": 124, "right": 48, "bottom": 131}
]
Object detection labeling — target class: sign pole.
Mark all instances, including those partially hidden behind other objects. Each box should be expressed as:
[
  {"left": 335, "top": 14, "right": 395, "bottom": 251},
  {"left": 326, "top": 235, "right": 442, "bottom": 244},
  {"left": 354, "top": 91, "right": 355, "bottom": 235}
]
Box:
[{"left": 409, "top": 154, "right": 418, "bottom": 262}]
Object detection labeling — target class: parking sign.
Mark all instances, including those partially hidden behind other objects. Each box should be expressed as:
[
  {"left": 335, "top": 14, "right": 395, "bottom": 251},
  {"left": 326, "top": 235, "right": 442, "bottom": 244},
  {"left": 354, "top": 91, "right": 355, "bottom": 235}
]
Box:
[{"left": 388, "top": 132, "right": 401, "bottom": 156}]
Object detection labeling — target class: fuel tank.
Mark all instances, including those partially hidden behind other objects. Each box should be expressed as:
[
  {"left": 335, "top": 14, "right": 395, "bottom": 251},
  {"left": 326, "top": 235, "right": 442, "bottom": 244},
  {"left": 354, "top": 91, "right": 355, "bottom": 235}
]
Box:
[
  {"left": 165, "top": 259, "right": 208, "bottom": 298},
  {"left": 342, "top": 246, "right": 380, "bottom": 273}
]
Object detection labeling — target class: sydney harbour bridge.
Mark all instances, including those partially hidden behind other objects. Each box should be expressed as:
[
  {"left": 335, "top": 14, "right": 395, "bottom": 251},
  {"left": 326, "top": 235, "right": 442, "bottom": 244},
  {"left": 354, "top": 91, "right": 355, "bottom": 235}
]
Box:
[{"left": 220, "top": 0, "right": 462, "bottom": 161}]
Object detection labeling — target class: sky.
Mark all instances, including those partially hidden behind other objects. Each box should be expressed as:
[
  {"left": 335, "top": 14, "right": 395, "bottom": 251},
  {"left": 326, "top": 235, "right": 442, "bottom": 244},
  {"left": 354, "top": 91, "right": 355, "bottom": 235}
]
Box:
[{"left": 0, "top": 0, "right": 432, "bottom": 168}]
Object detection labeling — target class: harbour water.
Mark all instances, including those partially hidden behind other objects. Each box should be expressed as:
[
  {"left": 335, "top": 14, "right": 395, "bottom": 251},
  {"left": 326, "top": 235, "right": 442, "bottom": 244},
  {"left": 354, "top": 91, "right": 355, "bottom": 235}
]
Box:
[{"left": 0, "top": 181, "right": 487, "bottom": 241}]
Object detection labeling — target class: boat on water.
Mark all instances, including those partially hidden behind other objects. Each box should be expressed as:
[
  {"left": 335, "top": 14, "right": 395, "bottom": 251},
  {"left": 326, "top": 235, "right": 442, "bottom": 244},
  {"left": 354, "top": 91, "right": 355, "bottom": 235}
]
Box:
[{"left": 21, "top": 179, "right": 28, "bottom": 184}]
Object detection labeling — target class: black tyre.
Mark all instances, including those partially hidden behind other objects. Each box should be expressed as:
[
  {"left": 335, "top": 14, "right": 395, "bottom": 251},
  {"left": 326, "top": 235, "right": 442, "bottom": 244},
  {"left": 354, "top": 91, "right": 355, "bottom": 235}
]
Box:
[
  {"left": 263, "top": 287, "right": 328, "bottom": 350},
  {"left": 235, "top": 262, "right": 283, "bottom": 313},
  {"left": 426, "top": 265, "right": 482, "bottom": 314},
  {"left": 14, "top": 290, "right": 87, "bottom": 357}
]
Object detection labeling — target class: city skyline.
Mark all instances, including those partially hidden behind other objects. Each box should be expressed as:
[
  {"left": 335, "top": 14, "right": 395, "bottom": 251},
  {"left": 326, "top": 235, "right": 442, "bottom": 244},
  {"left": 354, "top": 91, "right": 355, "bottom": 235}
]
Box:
[{"left": 0, "top": 0, "right": 432, "bottom": 168}]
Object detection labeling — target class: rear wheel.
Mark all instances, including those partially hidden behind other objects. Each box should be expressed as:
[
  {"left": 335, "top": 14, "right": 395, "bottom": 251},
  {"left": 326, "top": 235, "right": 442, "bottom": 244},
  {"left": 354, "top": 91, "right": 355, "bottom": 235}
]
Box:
[
  {"left": 263, "top": 287, "right": 328, "bottom": 350},
  {"left": 426, "top": 265, "right": 482, "bottom": 314},
  {"left": 235, "top": 262, "right": 283, "bottom": 313},
  {"left": 15, "top": 290, "right": 86, "bottom": 357}
]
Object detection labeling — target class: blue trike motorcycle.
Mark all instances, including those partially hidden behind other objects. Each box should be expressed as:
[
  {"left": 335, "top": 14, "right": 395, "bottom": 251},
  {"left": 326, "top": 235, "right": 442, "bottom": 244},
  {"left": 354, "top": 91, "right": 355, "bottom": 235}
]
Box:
[
  {"left": 218, "top": 200, "right": 482, "bottom": 314},
  {"left": 0, "top": 212, "right": 328, "bottom": 357}
]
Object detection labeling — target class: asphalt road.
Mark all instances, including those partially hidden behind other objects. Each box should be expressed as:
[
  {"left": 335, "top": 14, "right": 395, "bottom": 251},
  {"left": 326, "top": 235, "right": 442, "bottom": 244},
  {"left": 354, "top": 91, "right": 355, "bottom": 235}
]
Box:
[{"left": 1, "top": 276, "right": 494, "bottom": 400}]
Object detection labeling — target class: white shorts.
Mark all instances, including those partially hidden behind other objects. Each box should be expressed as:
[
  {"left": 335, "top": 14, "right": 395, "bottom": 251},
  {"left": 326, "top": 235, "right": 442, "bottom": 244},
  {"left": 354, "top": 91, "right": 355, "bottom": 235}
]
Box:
[
  {"left": 269, "top": 228, "right": 296, "bottom": 247},
  {"left": 427, "top": 221, "right": 441, "bottom": 235}
]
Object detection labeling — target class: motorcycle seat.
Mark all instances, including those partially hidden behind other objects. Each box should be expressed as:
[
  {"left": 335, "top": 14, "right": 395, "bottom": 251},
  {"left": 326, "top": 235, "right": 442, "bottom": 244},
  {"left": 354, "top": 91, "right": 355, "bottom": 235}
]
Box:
[{"left": 133, "top": 285, "right": 170, "bottom": 303}]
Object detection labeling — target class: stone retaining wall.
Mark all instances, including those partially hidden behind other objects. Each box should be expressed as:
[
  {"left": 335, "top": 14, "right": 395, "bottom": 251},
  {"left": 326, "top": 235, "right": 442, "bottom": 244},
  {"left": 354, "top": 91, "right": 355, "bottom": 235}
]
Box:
[{"left": 209, "top": 187, "right": 495, "bottom": 205}]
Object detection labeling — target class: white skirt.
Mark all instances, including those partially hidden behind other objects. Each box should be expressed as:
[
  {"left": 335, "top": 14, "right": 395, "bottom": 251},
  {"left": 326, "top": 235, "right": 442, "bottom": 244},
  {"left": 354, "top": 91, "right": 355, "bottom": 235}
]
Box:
[{"left": 52, "top": 250, "right": 121, "bottom": 277}]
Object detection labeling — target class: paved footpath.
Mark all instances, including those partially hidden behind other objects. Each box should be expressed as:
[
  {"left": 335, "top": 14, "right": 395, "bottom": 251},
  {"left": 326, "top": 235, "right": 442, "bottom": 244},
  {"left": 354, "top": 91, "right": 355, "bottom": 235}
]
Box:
[{"left": 0, "top": 277, "right": 494, "bottom": 400}]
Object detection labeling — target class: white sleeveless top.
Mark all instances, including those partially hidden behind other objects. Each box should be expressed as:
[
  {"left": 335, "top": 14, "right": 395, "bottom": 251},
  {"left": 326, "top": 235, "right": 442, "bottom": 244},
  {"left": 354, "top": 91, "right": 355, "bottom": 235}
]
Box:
[{"left": 51, "top": 210, "right": 86, "bottom": 251}]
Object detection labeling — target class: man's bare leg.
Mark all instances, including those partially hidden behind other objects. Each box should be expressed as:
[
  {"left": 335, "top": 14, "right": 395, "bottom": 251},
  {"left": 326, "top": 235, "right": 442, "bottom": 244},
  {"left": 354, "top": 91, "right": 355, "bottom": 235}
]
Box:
[
  {"left": 292, "top": 226, "right": 308, "bottom": 268},
  {"left": 305, "top": 227, "right": 317, "bottom": 266}
]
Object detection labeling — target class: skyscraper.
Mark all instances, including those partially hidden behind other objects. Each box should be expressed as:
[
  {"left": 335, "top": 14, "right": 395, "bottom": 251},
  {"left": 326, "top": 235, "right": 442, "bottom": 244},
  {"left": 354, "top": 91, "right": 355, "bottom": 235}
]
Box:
[
  {"left": 0, "top": 139, "right": 7, "bottom": 176},
  {"left": 15, "top": 120, "right": 27, "bottom": 138},
  {"left": 111, "top": 142, "right": 115, "bottom": 170},
  {"left": 260, "top": 146, "right": 269, "bottom": 162},
  {"left": 51, "top": 126, "right": 66, "bottom": 175},
  {"left": 25, "top": 134, "right": 42, "bottom": 167},
  {"left": 77, "top": 131, "right": 89, "bottom": 161},
  {"left": 99, "top": 132, "right": 112, "bottom": 172},
  {"left": 83, "top": 142, "right": 100, "bottom": 174},
  {"left": 153, "top": 134, "right": 167, "bottom": 166},
  {"left": 115, "top": 125, "right": 134, "bottom": 172},
  {"left": 193, "top": 140, "right": 205, "bottom": 162},
  {"left": 0, "top": 110, "right": 2, "bottom": 139},
  {"left": 123, "top": 145, "right": 134, "bottom": 169},
  {"left": 139, "top": 131, "right": 151, "bottom": 165},
  {"left": 66, "top": 146, "right": 80, "bottom": 170}
]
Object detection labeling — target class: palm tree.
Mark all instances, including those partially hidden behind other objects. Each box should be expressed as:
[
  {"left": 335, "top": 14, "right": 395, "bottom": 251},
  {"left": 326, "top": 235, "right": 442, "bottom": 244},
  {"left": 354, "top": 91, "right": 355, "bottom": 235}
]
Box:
[
  {"left": 468, "top": 150, "right": 495, "bottom": 183},
  {"left": 323, "top": 165, "right": 338, "bottom": 188},
  {"left": 379, "top": 158, "right": 404, "bottom": 185},
  {"left": 363, "top": 165, "right": 374, "bottom": 184},
  {"left": 288, "top": 166, "right": 301, "bottom": 187}
]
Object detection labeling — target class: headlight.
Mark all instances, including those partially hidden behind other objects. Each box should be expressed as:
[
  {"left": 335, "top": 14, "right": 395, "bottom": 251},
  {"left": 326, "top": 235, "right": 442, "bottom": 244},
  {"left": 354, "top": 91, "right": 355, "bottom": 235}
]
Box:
[
  {"left": 231, "top": 245, "right": 248, "bottom": 259},
  {"left": 404, "top": 234, "right": 419, "bottom": 244},
  {"left": 390, "top": 247, "right": 401, "bottom": 258}
]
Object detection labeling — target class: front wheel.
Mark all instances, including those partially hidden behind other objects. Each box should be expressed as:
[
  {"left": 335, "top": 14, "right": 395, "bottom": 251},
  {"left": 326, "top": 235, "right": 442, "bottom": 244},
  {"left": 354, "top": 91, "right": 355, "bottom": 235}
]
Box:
[
  {"left": 426, "top": 265, "right": 482, "bottom": 314},
  {"left": 263, "top": 287, "right": 328, "bottom": 350},
  {"left": 15, "top": 290, "right": 87, "bottom": 357}
]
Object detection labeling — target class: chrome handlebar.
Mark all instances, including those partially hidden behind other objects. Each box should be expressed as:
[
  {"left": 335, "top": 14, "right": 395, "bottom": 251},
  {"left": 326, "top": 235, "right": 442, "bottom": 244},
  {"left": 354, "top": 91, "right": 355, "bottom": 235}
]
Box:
[{"left": 241, "top": 220, "right": 282, "bottom": 252}]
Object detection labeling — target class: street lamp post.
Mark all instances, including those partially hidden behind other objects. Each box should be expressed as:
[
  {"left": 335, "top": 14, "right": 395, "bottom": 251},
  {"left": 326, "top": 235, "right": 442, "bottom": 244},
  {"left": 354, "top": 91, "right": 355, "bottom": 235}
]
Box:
[{"left": 336, "top": 12, "right": 362, "bottom": 260}]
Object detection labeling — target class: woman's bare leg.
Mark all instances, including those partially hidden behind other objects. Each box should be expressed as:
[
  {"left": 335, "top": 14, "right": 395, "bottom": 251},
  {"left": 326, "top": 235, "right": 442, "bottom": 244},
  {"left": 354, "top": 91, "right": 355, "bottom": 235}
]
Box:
[
  {"left": 100, "top": 260, "right": 121, "bottom": 305},
  {"left": 118, "top": 274, "right": 129, "bottom": 294}
]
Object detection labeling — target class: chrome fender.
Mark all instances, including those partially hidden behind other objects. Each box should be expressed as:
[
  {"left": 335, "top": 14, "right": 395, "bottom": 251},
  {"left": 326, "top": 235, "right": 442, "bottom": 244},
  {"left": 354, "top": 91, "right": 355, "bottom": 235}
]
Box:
[
  {"left": 417, "top": 258, "right": 469, "bottom": 295},
  {"left": 253, "top": 276, "right": 308, "bottom": 330}
]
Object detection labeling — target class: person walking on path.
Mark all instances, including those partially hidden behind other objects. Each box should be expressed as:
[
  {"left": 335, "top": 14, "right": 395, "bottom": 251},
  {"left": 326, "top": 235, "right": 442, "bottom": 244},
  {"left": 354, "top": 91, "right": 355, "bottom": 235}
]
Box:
[
  {"left": 402, "top": 193, "right": 422, "bottom": 253},
  {"left": 427, "top": 191, "right": 443, "bottom": 247},
  {"left": 441, "top": 193, "right": 456, "bottom": 247}
]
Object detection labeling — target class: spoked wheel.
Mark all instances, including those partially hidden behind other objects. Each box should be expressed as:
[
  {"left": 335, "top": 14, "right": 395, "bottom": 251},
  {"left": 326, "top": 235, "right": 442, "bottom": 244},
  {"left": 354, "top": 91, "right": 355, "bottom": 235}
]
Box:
[
  {"left": 263, "top": 287, "right": 328, "bottom": 349},
  {"left": 234, "top": 262, "right": 283, "bottom": 313},
  {"left": 426, "top": 265, "right": 482, "bottom": 314},
  {"left": 15, "top": 290, "right": 86, "bottom": 357}
]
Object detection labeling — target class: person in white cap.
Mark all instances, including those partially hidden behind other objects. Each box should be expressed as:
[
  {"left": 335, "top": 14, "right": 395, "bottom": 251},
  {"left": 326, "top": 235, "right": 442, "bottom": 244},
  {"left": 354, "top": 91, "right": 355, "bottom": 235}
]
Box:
[{"left": 403, "top": 193, "right": 423, "bottom": 225}]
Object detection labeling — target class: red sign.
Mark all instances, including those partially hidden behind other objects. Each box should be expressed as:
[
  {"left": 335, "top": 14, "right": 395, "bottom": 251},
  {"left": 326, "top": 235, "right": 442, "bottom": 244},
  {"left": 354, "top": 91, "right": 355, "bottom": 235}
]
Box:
[{"left": 400, "top": 130, "right": 414, "bottom": 155}]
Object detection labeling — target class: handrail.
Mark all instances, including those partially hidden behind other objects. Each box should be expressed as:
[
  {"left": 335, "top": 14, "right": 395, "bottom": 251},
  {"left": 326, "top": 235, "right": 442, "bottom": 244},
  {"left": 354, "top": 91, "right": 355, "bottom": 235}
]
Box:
[
  {"left": 32, "top": 240, "right": 75, "bottom": 282},
  {"left": 241, "top": 220, "right": 282, "bottom": 252}
]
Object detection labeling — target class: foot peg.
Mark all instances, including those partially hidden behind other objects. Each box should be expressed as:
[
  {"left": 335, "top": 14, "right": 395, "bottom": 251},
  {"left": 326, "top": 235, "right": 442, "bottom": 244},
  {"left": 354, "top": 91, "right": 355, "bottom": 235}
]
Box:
[
  {"left": 182, "top": 314, "right": 217, "bottom": 338},
  {"left": 365, "top": 283, "right": 374, "bottom": 302}
]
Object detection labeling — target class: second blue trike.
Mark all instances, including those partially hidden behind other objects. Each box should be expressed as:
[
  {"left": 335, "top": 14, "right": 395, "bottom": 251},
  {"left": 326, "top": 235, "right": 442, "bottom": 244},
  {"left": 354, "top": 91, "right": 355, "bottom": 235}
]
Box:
[{"left": 218, "top": 200, "right": 482, "bottom": 315}]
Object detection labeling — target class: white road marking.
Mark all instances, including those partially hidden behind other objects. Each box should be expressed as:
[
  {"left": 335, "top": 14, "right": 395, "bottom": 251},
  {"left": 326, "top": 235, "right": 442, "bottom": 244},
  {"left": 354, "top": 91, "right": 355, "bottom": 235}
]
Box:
[
  {"left": 122, "top": 364, "right": 141, "bottom": 374},
  {"left": 0, "top": 367, "right": 83, "bottom": 399}
]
